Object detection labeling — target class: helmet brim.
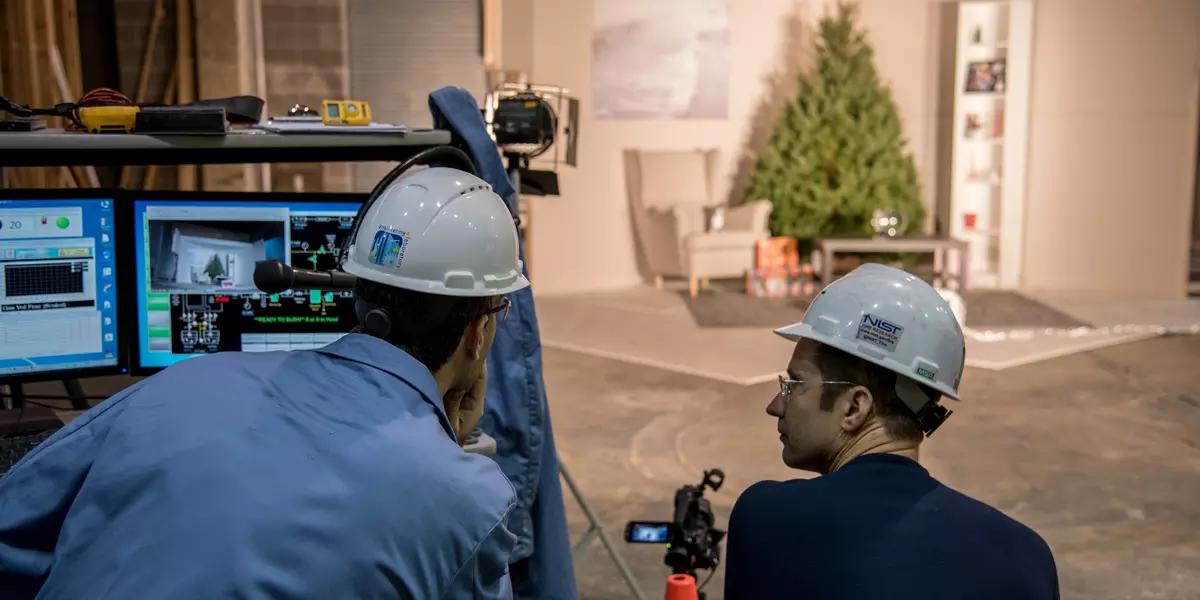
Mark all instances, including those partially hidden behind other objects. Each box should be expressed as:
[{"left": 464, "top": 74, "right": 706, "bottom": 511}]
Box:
[{"left": 774, "top": 322, "right": 961, "bottom": 401}]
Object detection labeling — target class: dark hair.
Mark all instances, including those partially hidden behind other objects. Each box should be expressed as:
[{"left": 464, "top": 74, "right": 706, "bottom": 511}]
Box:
[
  {"left": 354, "top": 279, "right": 499, "bottom": 373},
  {"left": 814, "top": 345, "right": 925, "bottom": 443}
]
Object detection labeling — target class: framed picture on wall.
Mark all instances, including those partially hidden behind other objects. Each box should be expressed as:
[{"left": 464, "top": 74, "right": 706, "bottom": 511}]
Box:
[
  {"left": 592, "top": 0, "right": 730, "bottom": 118},
  {"left": 965, "top": 59, "right": 1006, "bottom": 93}
]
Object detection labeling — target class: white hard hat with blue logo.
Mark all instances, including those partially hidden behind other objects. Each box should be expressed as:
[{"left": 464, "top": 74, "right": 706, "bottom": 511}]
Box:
[
  {"left": 340, "top": 167, "right": 530, "bottom": 297},
  {"left": 775, "top": 264, "right": 966, "bottom": 412}
]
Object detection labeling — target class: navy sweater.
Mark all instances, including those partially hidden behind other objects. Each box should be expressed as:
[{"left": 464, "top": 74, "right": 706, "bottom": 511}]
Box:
[{"left": 724, "top": 454, "right": 1058, "bottom": 599}]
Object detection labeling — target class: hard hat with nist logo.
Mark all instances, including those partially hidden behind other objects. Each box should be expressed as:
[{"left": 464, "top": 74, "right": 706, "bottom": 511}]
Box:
[{"left": 774, "top": 264, "right": 965, "bottom": 428}]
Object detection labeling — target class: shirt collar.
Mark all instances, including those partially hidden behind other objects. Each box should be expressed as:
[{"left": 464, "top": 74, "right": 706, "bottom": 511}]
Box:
[
  {"left": 313, "top": 333, "right": 454, "bottom": 439},
  {"left": 841, "top": 452, "right": 928, "bottom": 474}
]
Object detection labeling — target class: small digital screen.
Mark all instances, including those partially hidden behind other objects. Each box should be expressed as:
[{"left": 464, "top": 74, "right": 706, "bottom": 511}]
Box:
[
  {"left": 326, "top": 104, "right": 340, "bottom": 118},
  {"left": 132, "top": 196, "right": 363, "bottom": 369},
  {"left": 628, "top": 523, "right": 670, "bottom": 543},
  {"left": 0, "top": 197, "right": 120, "bottom": 377}
]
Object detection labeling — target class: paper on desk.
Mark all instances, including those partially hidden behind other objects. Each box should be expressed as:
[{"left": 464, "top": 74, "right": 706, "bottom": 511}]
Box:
[{"left": 253, "top": 120, "right": 409, "bottom": 134}]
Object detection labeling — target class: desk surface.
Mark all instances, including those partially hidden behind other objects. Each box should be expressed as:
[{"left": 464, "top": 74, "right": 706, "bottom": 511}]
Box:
[
  {"left": 815, "top": 236, "right": 968, "bottom": 251},
  {"left": 0, "top": 128, "right": 453, "bottom": 167}
]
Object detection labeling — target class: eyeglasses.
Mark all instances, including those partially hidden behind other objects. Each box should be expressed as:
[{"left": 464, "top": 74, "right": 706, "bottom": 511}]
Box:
[
  {"left": 478, "top": 297, "right": 512, "bottom": 324},
  {"left": 777, "top": 374, "right": 858, "bottom": 398}
]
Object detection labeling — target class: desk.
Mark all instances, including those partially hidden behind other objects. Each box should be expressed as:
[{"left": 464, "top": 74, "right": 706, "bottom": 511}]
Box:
[
  {"left": 0, "top": 127, "right": 457, "bottom": 408},
  {"left": 813, "top": 236, "right": 970, "bottom": 290},
  {"left": 0, "top": 128, "right": 452, "bottom": 167}
]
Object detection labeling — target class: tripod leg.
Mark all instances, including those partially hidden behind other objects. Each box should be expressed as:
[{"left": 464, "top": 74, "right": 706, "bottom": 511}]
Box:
[
  {"left": 571, "top": 526, "right": 599, "bottom": 558},
  {"left": 560, "top": 460, "right": 647, "bottom": 600}
]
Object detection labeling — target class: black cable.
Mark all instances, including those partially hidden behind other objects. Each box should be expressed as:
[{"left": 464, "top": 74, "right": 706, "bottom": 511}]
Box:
[
  {"left": 338, "top": 145, "right": 477, "bottom": 270},
  {"left": 698, "top": 569, "right": 716, "bottom": 593},
  {"left": 0, "top": 394, "right": 106, "bottom": 401},
  {"left": 0, "top": 94, "right": 82, "bottom": 126},
  {"left": 17, "top": 399, "right": 70, "bottom": 411}
]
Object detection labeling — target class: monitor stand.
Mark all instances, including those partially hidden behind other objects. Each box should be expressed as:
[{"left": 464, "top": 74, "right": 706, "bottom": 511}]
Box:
[{"left": 61, "top": 378, "right": 89, "bottom": 410}]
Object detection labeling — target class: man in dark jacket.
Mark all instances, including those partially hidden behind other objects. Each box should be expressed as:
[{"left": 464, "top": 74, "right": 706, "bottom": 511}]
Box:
[{"left": 725, "top": 265, "right": 1059, "bottom": 600}]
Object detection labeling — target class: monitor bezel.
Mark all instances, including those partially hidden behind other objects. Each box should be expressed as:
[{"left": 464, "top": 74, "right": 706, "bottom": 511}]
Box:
[
  {"left": 0, "top": 188, "right": 130, "bottom": 384},
  {"left": 120, "top": 190, "right": 366, "bottom": 376}
]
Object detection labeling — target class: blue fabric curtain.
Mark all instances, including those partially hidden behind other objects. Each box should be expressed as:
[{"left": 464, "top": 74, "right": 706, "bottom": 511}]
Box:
[{"left": 429, "top": 87, "right": 578, "bottom": 600}]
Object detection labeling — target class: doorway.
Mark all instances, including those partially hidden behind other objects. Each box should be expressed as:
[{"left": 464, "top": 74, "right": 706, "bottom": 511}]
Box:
[{"left": 1191, "top": 93, "right": 1200, "bottom": 296}]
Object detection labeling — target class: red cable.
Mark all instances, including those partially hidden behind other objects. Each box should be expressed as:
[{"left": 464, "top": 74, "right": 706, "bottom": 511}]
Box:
[{"left": 67, "top": 87, "right": 134, "bottom": 130}]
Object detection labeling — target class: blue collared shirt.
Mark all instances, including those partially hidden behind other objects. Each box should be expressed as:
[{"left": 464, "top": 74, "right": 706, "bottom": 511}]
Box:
[{"left": 0, "top": 333, "right": 517, "bottom": 599}]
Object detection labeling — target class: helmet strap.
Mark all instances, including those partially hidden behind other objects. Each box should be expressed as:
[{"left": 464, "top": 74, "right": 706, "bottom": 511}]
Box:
[{"left": 895, "top": 377, "right": 952, "bottom": 437}]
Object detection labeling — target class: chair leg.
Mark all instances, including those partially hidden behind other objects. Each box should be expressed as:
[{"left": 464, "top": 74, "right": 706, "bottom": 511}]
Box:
[
  {"left": 700, "top": 277, "right": 710, "bottom": 289},
  {"left": 689, "top": 277, "right": 699, "bottom": 298},
  {"left": 654, "top": 275, "right": 664, "bottom": 290}
]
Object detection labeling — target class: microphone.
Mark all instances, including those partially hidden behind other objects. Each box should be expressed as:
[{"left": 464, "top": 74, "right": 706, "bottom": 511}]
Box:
[{"left": 253, "top": 260, "right": 358, "bottom": 293}]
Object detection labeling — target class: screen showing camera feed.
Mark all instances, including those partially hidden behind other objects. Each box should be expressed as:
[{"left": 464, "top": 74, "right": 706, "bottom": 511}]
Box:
[
  {"left": 148, "top": 219, "right": 284, "bottom": 293},
  {"left": 628, "top": 522, "right": 670, "bottom": 543}
]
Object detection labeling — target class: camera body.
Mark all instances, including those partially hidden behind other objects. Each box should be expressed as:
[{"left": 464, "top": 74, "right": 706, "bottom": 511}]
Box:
[{"left": 626, "top": 469, "right": 726, "bottom": 578}]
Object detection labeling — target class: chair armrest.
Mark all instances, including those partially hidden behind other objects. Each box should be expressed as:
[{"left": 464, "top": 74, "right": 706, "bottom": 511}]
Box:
[{"left": 723, "top": 200, "right": 773, "bottom": 233}]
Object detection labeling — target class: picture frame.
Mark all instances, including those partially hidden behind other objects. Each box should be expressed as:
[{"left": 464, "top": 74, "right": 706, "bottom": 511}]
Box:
[{"left": 965, "top": 59, "right": 1006, "bottom": 93}]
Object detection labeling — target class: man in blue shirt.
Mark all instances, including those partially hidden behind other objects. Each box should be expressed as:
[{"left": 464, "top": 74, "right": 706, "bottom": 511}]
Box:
[
  {"left": 0, "top": 167, "right": 530, "bottom": 598},
  {"left": 724, "top": 265, "right": 1059, "bottom": 600}
]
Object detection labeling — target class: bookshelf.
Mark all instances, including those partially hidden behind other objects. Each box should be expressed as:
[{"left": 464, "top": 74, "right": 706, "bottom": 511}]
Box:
[{"left": 949, "top": 0, "right": 1033, "bottom": 288}]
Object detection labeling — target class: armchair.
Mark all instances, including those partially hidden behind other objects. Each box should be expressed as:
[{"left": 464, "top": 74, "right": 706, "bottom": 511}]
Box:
[{"left": 626, "top": 149, "right": 772, "bottom": 297}]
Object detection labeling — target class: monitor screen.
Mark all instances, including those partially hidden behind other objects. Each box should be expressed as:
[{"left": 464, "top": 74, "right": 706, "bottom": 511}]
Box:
[
  {"left": 0, "top": 195, "right": 121, "bottom": 379},
  {"left": 131, "top": 195, "right": 364, "bottom": 370}
]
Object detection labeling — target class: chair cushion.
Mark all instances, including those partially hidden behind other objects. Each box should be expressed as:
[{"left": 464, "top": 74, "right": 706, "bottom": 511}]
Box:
[{"left": 686, "top": 230, "right": 762, "bottom": 252}]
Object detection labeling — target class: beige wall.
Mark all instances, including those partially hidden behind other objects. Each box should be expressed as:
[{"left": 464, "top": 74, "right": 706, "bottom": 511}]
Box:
[
  {"left": 1021, "top": 0, "right": 1199, "bottom": 298},
  {"left": 518, "top": 0, "right": 945, "bottom": 295}
]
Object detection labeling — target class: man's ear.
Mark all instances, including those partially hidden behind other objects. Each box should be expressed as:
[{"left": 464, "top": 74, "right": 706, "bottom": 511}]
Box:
[
  {"left": 462, "top": 315, "right": 489, "bottom": 361},
  {"left": 839, "top": 386, "right": 875, "bottom": 434}
]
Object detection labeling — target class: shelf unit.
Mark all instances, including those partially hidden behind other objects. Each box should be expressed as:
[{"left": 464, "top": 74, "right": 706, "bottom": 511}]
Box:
[{"left": 949, "top": 0, "right": 1033, "bottom": 288}]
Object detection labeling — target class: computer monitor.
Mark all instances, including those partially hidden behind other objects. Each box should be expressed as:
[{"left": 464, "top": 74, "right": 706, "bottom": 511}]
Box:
[
  {"left": 128, "top": 192, "right": 365, "bottom": 372},
  {"left": 0, "top": 190, "right": 125, "bottom": 381}
]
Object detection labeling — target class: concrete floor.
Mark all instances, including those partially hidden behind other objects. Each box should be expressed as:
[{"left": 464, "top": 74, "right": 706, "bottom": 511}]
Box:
[
  {"left": 13, "top": 288, "right": 1200, "bottom": 599},
  {"left": 550, "top": 335, "right": 1200, "bottom": 600}
]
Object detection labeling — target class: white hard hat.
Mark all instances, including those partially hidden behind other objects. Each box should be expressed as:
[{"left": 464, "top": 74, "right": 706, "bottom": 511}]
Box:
[
  {"left": 341, "top": 167, "right": 530, "bottom": 297},
  {"left": 775, "top": 264, "right": 965, "bottom": 406}
]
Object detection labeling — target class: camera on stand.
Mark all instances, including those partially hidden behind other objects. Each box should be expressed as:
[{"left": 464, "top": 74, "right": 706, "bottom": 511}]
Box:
[
  {"left": 482, "top": 81, "right": 578, "bottom": 197},
  {"left": 626, "top": 469, "right": 727, "bottom": 599}
]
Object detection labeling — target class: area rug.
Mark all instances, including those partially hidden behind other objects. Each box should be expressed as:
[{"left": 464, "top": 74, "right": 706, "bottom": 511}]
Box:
[
  {"left": 681, "top": 285, "right": 811, "bottom": 328},
  {"left": 682, "top": 287, "right": 1091, "bottom": 330},
  {"left": 963, "top": 291, "right": 1091, "bottom": 329}
]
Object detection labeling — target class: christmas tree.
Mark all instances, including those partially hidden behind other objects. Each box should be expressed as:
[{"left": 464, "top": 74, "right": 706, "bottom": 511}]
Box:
[
  {"left": 745, "top": 2, "right": 924, "bottom": 240},
  {"left": 204, "top": 253, "right": 225, "bottom": 282}
]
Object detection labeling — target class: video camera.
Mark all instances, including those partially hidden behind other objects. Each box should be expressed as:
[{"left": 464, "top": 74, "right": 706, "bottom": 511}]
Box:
[{"left": 626, "top": 469, "right": 726, "bottom": 586}]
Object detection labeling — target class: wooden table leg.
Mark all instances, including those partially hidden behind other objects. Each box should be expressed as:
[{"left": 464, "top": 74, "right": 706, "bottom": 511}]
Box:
[
  {"left": 933, "top": 248, "right": 945, "bottom": 288},
  {"left": 958, "top": 245, "right": 969, "bottom": 291}
]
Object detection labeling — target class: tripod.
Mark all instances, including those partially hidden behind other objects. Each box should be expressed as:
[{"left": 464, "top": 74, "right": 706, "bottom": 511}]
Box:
[{"left": 560, "top": 460, "right": 647, "bottom": 600}]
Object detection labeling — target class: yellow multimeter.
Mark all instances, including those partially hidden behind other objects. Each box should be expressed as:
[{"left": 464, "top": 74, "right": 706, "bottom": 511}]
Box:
[
  {"left": 78, "top": 106, "right": 139, "bottom": 133},
  {"left": 321, "top": 100, "right": 372, "bottom": 126}
]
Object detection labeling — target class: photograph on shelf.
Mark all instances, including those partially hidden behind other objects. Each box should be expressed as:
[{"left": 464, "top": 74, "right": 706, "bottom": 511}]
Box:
[
  {"left": 965, "top": 110, "right": 1004, "bottom": 140},
  {"left": 965, "top": 113, "right": 985, "bottom": 138},
  {"left": 965, "top": 59, "right": 1006, "bottom": 93}
]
